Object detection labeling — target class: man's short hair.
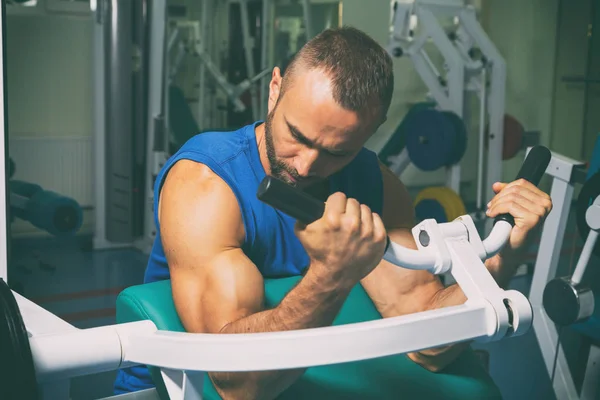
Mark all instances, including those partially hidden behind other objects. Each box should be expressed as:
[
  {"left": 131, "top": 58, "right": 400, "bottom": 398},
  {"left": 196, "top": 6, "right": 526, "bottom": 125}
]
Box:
[{"left": 281, "top": 26, "right": 394, "bottom": 121}]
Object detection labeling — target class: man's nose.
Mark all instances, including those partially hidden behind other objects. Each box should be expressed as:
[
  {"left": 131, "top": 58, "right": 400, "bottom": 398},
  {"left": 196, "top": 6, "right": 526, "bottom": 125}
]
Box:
[{"left": 294, "top": 148, "right": 320, "bottom": 177}]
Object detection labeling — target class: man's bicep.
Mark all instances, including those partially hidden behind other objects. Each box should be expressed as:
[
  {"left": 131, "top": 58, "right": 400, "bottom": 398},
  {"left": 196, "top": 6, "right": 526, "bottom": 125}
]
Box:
[
  {"left": 170, "top": 249, "right": 265, "bottom": 333},
  {"left": 158, "top": 160, "right": 265, "bottom": 334}
]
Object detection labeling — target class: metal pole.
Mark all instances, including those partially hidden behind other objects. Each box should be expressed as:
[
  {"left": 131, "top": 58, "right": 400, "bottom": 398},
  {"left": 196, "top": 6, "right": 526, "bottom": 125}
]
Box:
[
  {"left": 141, "top": 0, "right": 167, "bottom": 253},
  {"left": 198, "top": 0, "right": 210, "bottom": 131},
  {"left": 0, "top": 0, "right": 7, "bottom": 282},
  {"left": 92, "top": 0, "right": 113, "bottom": 250},
  {"left": 260, "top": 0, "right": 271, "bottom": 118},
  {"left": 302, "top": 0, "right": 313, "bottom": 40},
  {"left": 239, "top": 0, "right": 260, "bottom": 121}
]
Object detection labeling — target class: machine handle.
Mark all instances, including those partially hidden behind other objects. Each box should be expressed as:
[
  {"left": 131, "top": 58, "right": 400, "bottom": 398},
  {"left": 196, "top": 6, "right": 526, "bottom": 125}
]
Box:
[{"left": 494, "top": 145, "right": 551, "bottom": 226}]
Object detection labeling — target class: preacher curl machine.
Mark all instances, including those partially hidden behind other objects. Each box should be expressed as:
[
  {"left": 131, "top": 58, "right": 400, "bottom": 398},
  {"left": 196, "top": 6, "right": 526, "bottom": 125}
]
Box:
[{"left": 0, "top": 146, "right": 551, "bottom": 399}]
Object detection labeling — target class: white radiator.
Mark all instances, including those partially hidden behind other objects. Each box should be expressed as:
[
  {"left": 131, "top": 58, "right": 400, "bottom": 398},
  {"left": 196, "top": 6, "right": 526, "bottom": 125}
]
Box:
[
  {"left": 8, "top": 135, "right": 94, "bottom": 237},
  {"left": 8, "top": 135, "right": 94, "bottom": 206}
]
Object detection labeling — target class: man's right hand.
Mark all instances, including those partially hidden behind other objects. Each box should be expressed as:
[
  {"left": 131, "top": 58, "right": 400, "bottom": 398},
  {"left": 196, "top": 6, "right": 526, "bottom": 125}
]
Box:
[{"left": 294, "top": 192, "right": 388, "bottom": 288}]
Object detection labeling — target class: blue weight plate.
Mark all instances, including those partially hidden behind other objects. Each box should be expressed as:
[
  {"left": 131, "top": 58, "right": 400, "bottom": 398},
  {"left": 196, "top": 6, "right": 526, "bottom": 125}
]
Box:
[
  {"left": 415, "top": 198, "right": 448, "bottom": 223},
  {"left": 442, "top": 111, "right": 468, "bottom": 165},
  {"left": 405, "top": 109, "right": 455, "bottom": 171},
  {"left": 378, "top": 102, "right": 436, "bottom": 165}
]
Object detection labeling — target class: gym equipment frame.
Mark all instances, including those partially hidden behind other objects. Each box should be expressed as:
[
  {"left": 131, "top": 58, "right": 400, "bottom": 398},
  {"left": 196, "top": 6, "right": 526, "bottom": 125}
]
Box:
[
  {"left": 529, "top": 148, "right": 600, "bottom": 400},
  {"left": 385, "top": 0, "right": 506, "bottom": 215}
]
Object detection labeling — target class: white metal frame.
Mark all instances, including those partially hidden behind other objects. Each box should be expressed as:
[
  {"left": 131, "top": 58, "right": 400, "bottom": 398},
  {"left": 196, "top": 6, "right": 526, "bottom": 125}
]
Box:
[
  {"left": 527, "top": 148, "right": 600, "bottom": 400},
  {"left": 386, "top": 1, "right": 506, "bottom": 214}
]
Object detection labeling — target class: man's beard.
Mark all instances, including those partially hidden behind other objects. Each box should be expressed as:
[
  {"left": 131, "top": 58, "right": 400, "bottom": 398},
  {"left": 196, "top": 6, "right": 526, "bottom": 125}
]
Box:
[{"left": 264, "top": 109, "right": 303, "bottom": 186}]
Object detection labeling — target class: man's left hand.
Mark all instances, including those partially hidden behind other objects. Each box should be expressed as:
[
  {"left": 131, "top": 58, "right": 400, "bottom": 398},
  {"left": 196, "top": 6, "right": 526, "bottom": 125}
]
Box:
[{"left": 486, "top": 178, "right": 553, "bottom": 251}]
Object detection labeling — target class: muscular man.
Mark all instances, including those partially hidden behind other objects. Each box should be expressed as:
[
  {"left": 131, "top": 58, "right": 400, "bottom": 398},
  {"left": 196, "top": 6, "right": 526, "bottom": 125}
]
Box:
[{"left": 115, "top": 27, "right": 552, "bottom": 398}]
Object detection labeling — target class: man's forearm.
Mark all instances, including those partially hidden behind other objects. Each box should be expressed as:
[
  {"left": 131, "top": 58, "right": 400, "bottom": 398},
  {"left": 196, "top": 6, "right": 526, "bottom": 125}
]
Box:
[{"left": 210, "top": 268, "right": 352, "bottom": 400}]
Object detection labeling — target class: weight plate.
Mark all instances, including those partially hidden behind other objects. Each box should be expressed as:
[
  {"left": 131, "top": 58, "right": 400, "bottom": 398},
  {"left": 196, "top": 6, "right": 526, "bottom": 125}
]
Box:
[
  {"left": 415, "top": 198, "right": 448, "bottom": 223},
  {"left": 503, "top": 114, "right": 524, "bottom": 160},
  {"left": 405, "top": 109, "right": 456, "bottom": 171},
  {"left": 441, "top": 111, "right": 468, "bottom": 166},
  {"left": 439, "top": 187, "right": 467, "bottom": 220},
  {"left": 378, "top": 102, "right": 436, "bottom": 166},
  {"left": 576, "top": 172, "right": 600, "bottom": 258},
  {"left": 415, "top": 186, "right": 467, "bottom": 223},
  {"left": 0, "top": 279, "right": 38, "bottom": 400}
]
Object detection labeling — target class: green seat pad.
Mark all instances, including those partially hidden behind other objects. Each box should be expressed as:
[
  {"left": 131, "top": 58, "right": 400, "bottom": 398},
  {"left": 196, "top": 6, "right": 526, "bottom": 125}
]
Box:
[{"left": 116, "top": 277, "right": 501, "bottom": 399}]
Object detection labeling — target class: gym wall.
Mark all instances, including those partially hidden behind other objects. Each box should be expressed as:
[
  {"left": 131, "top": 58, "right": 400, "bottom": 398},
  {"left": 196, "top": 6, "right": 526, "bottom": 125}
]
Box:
[
  {"left": 482, "top": 0, "right": 560, "bottom": 184},
  {"left": 5, "top": 12, "right": 94, "bottom": 237},
  {"left": 550, "top": 0, "right": 600, "bottom": 166}
]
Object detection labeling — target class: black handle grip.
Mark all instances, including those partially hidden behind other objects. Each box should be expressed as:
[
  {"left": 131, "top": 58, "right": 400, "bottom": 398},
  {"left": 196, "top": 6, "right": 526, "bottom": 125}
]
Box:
[
  {"left": 257, "top": 176, "right": 392, "bottom": 252},
  {"left": 494, "top": 145, "right": 552, "bottom": 226},
  {"left": 257, "top": 176, "right": 325, "bottom": 224}
]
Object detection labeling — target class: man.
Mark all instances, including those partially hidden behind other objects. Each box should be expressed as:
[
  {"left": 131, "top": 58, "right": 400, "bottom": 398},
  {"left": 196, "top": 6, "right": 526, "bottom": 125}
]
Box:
[{"left": 115, "top": 27, "right": 552, "bottom": 398}]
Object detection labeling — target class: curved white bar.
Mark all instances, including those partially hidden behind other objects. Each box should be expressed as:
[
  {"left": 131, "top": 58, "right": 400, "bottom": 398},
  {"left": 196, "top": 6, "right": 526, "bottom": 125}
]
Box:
[
  {"left": 30, "top": 327, "right": 122, "bottom": 383},
  {"left": 482, "top": 221, "right": 511, "bottom": 257},
  {"left": 125, "top": 303, "right": 490, "bottom": 372},
  {"left": 30, "top": 321, "right": 157, "bottom": 383},
  {"left": 383, "top": 240, "right": 437, "bottom": 271}
]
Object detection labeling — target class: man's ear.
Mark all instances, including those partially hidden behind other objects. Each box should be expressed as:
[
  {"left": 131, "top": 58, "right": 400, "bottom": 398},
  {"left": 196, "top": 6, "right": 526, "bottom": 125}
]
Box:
[{"left": 268, "top": 67, "right": 283, "bottom": 113}]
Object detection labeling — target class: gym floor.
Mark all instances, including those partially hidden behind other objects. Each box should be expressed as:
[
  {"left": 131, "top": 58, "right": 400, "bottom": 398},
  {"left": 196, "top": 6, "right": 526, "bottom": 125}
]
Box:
[{"left": 7, "top": 206, "right": 593, "bottom": 400}]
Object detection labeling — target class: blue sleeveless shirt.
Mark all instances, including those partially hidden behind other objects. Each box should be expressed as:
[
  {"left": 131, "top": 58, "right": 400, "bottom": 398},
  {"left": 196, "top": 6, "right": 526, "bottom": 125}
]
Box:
[
  {"left": 144, "top": 121, "right": 384, "bottom": 283},
  {"left": 114, "top": 121, "right": 383, "bottom": 394}
]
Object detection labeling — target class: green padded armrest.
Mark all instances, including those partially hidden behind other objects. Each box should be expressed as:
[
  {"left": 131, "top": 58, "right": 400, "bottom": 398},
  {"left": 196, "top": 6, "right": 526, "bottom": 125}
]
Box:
[{"left": 116, "top": 278, "right": 501, "bottom": 400}]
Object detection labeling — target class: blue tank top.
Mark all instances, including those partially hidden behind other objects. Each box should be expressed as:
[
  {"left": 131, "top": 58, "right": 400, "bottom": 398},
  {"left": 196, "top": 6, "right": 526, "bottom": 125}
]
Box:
[{"left": 144, "top": 121, "right": 384, "bottom": 283}]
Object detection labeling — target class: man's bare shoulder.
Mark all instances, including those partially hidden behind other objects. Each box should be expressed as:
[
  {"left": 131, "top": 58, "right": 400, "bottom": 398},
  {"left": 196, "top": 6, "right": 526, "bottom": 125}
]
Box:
[{"left": 158, "top": 159, "right": 245, "bottom": 247}]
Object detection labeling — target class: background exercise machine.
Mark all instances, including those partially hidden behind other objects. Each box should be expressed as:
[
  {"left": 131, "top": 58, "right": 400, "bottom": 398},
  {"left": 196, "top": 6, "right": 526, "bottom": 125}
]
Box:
[
  {"left": 528, "top": 138, "right": 600, "bottom": 400},
  {"left": 91, "top": 0, "right": 311, "bottom": 256},
  {"left": 379, "top": 0, "right": 539, "bottom": 228}
]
